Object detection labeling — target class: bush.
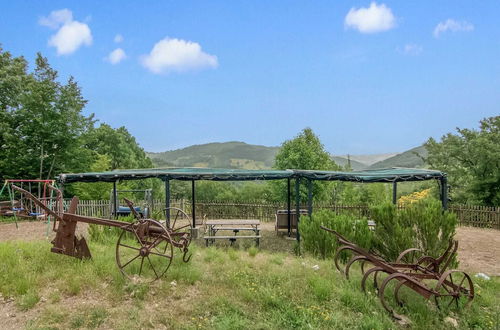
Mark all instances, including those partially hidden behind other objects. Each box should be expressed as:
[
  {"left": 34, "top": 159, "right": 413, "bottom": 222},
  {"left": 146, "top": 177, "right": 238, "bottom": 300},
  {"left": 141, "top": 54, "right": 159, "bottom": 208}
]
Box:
[
  {"left": 299, "top": 209, "right": 372, "bottom": 259},
  {"left": 371, "top": 199, "right": 457, "bottom": 261}
]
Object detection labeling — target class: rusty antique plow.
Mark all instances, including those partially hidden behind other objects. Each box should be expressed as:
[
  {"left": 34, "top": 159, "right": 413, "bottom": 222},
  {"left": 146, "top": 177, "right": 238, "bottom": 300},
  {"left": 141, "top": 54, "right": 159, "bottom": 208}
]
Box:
[
  {"left": 11, "top": 185, "right": 193, "bottom": 282},
  {"left": 321, "top": 226, "right": 474, "bottom": 320}
]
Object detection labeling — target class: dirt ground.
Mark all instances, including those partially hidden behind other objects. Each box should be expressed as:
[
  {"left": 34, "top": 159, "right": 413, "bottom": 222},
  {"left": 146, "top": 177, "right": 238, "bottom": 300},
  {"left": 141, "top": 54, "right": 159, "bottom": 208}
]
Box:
[{"left": 0, "top": 221, "right": 498, "bottom": 276}]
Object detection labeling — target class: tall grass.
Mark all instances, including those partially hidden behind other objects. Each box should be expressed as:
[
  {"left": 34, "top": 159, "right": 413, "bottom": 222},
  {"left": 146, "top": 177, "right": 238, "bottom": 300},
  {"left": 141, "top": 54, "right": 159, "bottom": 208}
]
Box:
[{"left": 0, "top": 239, "right": 498, "bottom": 329}]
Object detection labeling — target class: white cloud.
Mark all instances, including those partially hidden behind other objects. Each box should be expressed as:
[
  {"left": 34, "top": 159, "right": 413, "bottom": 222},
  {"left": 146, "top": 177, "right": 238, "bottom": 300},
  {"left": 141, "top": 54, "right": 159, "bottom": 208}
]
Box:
[
  {"left": 398, "top": 43, "right": 423, "bottom": 56},
  {"left": 344, "top": 2, "right": 396, "bottom": 34},
  {"left": 105, "top": 48, "right": 127, "bottom": 64},
  {"left": 433, "top": 19, "right": 474, "bottom": 38},
  {"left": 39, "top": 9, "right": 73, "bottom": 29},
  {"left": 141, "top": 37, "right": 218, "bottom": 74},
  {"left": 114, "top": 34, "right": 124, "bottom": 43},
  {"left": 40, "top": 9, "right": 92, "bottom": 55}
]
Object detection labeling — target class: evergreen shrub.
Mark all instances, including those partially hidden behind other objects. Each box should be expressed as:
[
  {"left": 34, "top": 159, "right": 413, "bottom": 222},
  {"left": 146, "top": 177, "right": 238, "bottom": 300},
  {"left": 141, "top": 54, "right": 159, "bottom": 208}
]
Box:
[{"left": 299, "top": 209, "right": 372, "bottom": 259}]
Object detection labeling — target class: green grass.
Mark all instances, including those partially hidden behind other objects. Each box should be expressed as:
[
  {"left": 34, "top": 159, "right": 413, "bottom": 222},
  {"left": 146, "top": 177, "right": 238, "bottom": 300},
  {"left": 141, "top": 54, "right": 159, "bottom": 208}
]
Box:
[{"left": 1, "top": 239, "right": 499, "bottom": 329}]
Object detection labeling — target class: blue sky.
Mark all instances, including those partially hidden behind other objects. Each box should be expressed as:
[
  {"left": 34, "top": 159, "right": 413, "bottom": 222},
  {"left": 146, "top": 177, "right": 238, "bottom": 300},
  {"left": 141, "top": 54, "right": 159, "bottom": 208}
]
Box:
[{"left": 1, "top": 1, "right": 499, "bottom": 155}]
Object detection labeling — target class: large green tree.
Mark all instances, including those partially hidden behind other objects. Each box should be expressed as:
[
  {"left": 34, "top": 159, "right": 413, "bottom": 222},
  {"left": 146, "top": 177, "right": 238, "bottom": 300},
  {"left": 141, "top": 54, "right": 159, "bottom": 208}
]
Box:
[
  {"left": 271, "top": 128, "right": 340, "bottom": 203},
  {"left": 425, "top": 116, "right": 500, "bottom": 206},
  {"left": 0, "top": 48, "right": 92, "bottom": 180}
]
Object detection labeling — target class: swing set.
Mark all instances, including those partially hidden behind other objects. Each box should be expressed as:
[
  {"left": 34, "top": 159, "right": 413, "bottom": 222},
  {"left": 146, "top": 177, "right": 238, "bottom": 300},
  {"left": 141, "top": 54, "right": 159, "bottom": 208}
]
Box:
[{"left": 0, "top": 179, "right": 59, "bottom": 230}]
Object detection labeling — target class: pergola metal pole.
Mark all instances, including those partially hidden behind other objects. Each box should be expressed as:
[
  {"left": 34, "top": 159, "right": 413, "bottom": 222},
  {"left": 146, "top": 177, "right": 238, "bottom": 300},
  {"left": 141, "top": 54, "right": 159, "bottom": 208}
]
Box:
[
  {"left": 441, "top": 176, "right": 448, "bottom": 210},
  {"left": 191, "top": 180, "right": 196, "bottom": 228},
  {"left": 392, "top": 181, "right": 398, "bottom": 205},
  {"left": 307, "top": 179, "right": 313, "bottom": 216},
  {"left": 165, "top": 179, "right": 170, "bottom": 226},
  {"left": 287, "top": 178, "right": 291, "bottom": 237},
  {"left": 113, "top": 181, "right": 118, "bottom": 219},
  {"left": 295, "top": 178, "right": 301, "bottom": 243}
]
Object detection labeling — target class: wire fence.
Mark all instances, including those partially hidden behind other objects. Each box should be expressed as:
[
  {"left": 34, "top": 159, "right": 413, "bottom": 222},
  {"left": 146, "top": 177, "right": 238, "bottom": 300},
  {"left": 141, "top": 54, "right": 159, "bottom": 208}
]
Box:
[{"left": 67, "top": 199, "right": 500, "bottom": 230}]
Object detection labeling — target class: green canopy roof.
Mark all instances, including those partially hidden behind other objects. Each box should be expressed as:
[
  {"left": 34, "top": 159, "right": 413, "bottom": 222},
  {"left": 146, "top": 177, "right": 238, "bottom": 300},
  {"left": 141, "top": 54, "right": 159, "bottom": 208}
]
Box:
[
  {"left": 58, "top": 168, "right": 294, "bottom": 183},
  {"left": 57, "top": 167, "right": 445, "bottom": 184},
  {"left": 293, "top": 168, "right": 445, "bottom": 183}
]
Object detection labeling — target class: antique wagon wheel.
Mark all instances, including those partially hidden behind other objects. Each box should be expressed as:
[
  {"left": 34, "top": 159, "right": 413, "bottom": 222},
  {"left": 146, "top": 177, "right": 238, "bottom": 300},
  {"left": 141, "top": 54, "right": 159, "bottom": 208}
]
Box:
[
  {"left": 116, "top": 219, "right": 174, "bottom": 282},
  {"left": 434, "top": 270, "right": 474, "bottom": 311},
  {"left": 164, "top": 207, "right": 193, "bottom": 262}
]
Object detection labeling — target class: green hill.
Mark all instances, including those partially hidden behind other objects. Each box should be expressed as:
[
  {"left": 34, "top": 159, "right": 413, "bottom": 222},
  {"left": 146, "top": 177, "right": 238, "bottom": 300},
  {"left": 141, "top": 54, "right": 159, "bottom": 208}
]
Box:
[
  {"left": 368, "top": 145, "right": 428, "bottom": 169},
  {"left": 331, "top": 156, "right": 367, "bottom": 171},
  {"left": 148, "top": 142, "right": 426, "bottom": 171},
  {"left": 147, "top": 142, "right": 280, "bottom": 169}
]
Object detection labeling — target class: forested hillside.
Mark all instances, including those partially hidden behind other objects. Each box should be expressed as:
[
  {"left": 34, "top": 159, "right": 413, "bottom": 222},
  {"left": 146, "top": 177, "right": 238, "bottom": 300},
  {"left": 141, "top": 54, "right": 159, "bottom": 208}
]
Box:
[
  {"left": 368, "top": 146, "right": 427, "bottom": 169},
  {"left": 148, "top": 142, "right": 280, "bottom": 169}
]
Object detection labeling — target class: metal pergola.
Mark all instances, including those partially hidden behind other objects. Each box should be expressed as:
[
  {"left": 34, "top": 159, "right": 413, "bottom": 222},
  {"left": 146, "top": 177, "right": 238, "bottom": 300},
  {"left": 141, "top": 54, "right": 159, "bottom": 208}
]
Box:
[{"left": 57, "top": 167, "right": 448, "bottom": 243}]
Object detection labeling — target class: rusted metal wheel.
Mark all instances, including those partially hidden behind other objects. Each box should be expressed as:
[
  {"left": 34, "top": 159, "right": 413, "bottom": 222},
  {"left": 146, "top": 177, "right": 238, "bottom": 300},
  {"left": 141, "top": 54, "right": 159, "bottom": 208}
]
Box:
[
  {"left": 164, "top": 207, "right": 193, "bottom": 262},
  {"left": 116, "top": 219, "right": 174, "bottom": 282},
  {"left": 164, "top": 207, "right": 192, "bottom": 246},
  {"left": 434, "top": 270, "right": 474, "bottom": 311}
]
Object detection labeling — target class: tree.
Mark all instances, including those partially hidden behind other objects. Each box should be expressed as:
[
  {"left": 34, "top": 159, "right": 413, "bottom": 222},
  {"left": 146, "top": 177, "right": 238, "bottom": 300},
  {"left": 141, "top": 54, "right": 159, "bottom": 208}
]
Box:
[
  {"left": 0, "top": 49, "right": 92, "bottom": 180},
  {"left": 425, "top": 116, "right": 500, "bottom": 206},
  {"left": 271, "top": 128, "right": 340, "bottom": 203}
]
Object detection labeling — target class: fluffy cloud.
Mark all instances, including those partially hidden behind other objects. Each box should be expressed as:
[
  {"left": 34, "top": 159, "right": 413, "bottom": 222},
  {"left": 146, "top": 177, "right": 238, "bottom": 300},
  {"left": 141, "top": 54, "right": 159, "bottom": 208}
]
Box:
[
  {"left": 114, "top": 34, "right": 124, "bottom": 43},
  {"left": 39, "top": 9, "right": 73, "bottom": 29},
  {"left": 40, "top": 9, "right": 92, "bottom": 55},
  {"left": 345, "top": 2, "right": 395, "bottom": 34},
  {"left": 105, "top": 48, "right": 126, "bottom": 64},
  {"left": 398, "top": 43, "right": 423, "bottom": 56},
  {"left": 433, "top": 19, "right": 474, "bottom": 38},
  {"left": 141, "top": 38, "right": 218, "bottom": 74}
]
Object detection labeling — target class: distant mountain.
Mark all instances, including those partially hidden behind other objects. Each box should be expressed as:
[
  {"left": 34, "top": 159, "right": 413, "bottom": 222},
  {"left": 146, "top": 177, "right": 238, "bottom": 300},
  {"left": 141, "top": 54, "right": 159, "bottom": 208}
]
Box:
[
  {"left": 147, "top": 142, "right": 279, "bottom": 169},
  {"left": 147, "top": 141, "right": 427, "bottom": 171},
  {"left": 368, "top": 146, "right": 428, "bottom": 169},
  {"left": 331, "top": 156, "right": 367, "bottom": 171},
  {"left": 348, "top": 153, "right": 399, "bottom": 166}
]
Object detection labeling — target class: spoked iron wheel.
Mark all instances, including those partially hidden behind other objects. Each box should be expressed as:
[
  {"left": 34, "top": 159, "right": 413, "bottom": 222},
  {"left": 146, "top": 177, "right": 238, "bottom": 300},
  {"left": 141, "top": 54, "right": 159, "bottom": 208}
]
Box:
[
  {"left": 164, "top": 207, "right": 192, "bottom": 246},
  {"left": 116, "top": 219, "right": 174, "bottom": 282},
  {"left": 434, "top": 270, "right": 474, "bottom": 311}
]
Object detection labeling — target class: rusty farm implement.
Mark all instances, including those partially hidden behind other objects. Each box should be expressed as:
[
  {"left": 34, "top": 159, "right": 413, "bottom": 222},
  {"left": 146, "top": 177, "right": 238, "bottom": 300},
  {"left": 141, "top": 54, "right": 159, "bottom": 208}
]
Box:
[
  {"left": 11, "top": 184, "right": 193, "bottom": 282},
  {"left": 321, "top": 226, "right": 474, "bottom": 320}
]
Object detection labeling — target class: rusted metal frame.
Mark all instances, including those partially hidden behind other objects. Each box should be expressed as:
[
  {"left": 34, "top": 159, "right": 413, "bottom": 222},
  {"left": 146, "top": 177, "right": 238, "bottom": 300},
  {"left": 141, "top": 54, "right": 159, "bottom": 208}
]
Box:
[{"left": 123, "top": 198, "right": 142, "bottom": 220}]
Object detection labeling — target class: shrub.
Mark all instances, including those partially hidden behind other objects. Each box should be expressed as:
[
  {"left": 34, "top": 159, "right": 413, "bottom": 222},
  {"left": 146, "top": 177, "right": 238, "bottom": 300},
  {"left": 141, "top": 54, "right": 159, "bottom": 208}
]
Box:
[
  {"left": 299, "top": 209, "right": 372, "bottom": 259},
  {"left": 371, "top": 199, "right": 457, "bottom": 261}
]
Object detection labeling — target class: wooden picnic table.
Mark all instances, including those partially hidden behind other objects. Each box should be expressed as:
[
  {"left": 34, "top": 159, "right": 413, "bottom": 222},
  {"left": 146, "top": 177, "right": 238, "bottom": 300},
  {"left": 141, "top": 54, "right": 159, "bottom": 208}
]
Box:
[{"left": 204, "top": 219, "right": 261, "bottom": 247}]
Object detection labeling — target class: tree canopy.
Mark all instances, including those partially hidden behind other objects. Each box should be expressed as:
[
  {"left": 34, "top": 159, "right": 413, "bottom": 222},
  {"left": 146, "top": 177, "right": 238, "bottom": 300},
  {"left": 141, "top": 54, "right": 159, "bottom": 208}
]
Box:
[
  {"left": 0, "top": 47, "right": 153, "bottom": 198},
  {"left": 425, "top": 116, "right": 500, "bottom": 206}
]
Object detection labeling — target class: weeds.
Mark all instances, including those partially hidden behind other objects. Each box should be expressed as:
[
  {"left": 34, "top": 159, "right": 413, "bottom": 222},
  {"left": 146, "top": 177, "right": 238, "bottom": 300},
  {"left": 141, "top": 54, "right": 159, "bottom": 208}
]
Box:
[{"left": 0, "top": 239, "right": 498, "bottom": 329}]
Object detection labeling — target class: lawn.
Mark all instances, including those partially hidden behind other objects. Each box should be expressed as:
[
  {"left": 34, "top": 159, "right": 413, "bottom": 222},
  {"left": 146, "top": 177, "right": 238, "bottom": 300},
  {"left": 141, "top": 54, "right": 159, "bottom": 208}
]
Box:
[{"left": 0, "top": 237, "right": 498, "bottom": 329}]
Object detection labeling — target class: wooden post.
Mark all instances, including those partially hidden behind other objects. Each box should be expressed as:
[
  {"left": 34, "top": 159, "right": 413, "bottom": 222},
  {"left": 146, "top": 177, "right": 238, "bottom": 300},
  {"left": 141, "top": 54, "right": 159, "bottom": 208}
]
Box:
[
  {"left": 392, "top": 181, "right": 397, "bottom": 205},
  {"left": 191, "top": 180, "right": 196, "bottom": 228},
  {"left": 295, "top": 178, "right": 301, "bottom": 243},
  {"left": 307, "top": 179, "right": 313, "bottom": 216},
  {"left": 287, "top": 178, "right": 291, "bottom": 237}
]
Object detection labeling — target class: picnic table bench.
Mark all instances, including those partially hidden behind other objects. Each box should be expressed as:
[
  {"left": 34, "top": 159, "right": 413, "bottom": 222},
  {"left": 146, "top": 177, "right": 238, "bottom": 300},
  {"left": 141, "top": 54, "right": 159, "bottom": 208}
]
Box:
[{"left": 204, "top": 219, "right": 261, "bottom": 246}]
